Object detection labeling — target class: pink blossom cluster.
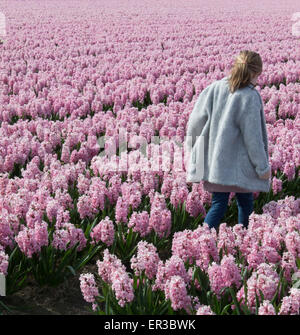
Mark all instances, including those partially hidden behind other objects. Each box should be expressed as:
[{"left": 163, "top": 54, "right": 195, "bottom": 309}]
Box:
[
  {"left": 121, "top": 181, "right": 142, "bottom": 210},
  {"left": 91, "top": 216, "right": 115, "bottom": 246},
  {"left": 279, "top": 288, "right": 300, "bottom": 315},
  {"left": 130, "top": 241, "right": 160, "bottom": 279},
  {"left": 153, "top": 255, "right": 190, "bottom": 291},
  {"left": 185, "top": 189, "right": 206, "bottom": 218},
  {"left": 207, "top": 255, "right": 242, "bottom": 297},
  {"left": 172, "top": 224, "right": 219, "bottom": 272},
  {"left": 236, "top": 263, "right": 280, "bottom": 313},
  {"left": 96, "top": 249, "right": 134, "bottom": 307},
  {"left": 128, "top": 211, "right": 151, "bottom": 237},
  {"left": 196, "top": 305, "right": 216, "bottom": 315},
  {"left": 149, "top": 192, "right": 172, "bottom": 238},
  {"left": 115, "top": 196, "right": 129, "bottom": 224},
  {"left": 164, "top": 275, "right": 192, "bottom": 313},
  {"left": 79, "top": 273, "right": 99, "bottom": 311},
  {"left": 230, "top": 196, "right": 300, "bottom": 274},
  {"left": 52, "top": 223, "right": 87, "bottom": 251},
  {"left": 217, "top": 223, "right": 237, "bottom": 256},
  {"left": 258, "top": 300, "right": 276, "bottom": 315},
  {"left": 15, "top": 221, "right": 48, "bottom": 258},
  {"left": 77, "top": 177, "right": 109, "bottom": 219},
  {"left": 281, "top": 251, "right": 297, "bottom": 284}
]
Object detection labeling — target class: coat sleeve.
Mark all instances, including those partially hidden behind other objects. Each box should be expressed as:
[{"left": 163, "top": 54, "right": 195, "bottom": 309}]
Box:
[
  {"left": 185, "top": 84, "right": 213, "bottom": 154},
  {"left": 237, "top": 93, "right": 270, "bottom": 178}
]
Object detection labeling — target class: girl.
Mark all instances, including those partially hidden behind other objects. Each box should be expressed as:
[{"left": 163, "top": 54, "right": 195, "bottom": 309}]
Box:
[{"left": 186, "top": 50, "right": 271, "bottom": 230}]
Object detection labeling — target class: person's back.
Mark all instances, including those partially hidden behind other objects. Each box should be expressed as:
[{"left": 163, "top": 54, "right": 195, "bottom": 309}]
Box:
[{"left": 186, "top": 50, "right": 271, "bottom": 230}]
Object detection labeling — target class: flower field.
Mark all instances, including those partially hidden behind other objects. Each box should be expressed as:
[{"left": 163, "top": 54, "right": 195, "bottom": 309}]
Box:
[{"left": 0, "top": 0, "right": 300, "bottom": 315}]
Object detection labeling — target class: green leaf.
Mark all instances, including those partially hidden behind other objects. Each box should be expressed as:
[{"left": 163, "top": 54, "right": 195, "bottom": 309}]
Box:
[
  {"left": 243, "top": 280, "right": 248, "bottom": 305},
  {"left": 258, "top": 289, "right": 265, "bottom": 302},
  {"left": 127, "top": 228, "right": 133, "bottom": 246},
  {"left": 8, "top": 247, "right": 18, "bottom": 262},
  {"left": 105, "top": 290, "right": 110, "bottom": 315},
  {"left": 147, "top": 283, "right": 152, "bottom": 309},
  {"left": 220, "top": 303, "right": 232, "bottom": 315},
  {"left": 85, "top": 216, "right": 99, "bottom": 237},
  {"left": 255, "top": 292, "right": 260, "bottom": 315},
  {"left": 229, "top": 287, "right": 241, "bottom": 315},
  {"left": 75, "top": 245, "right": 101, "bottom": 270},
  {"left": 240, "top": 303, "right": 252, "bottom": 315},
  {"left": 67, "top": 265, "right": 76, "bottom": 276},
  {"left": 207, "top": 291, "right": 212, "bottom": 305},
  {"left": 0, "top": 299, "right": 12, "bottom": 313},
  {"left": 159, "top": 301, "right": 171, "bottom": 315}
]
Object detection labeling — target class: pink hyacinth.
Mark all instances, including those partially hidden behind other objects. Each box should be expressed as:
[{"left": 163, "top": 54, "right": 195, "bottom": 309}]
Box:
[
  {"left": 46, "top": 199, "right": 60, "bottom": 222},
  {"left": 164, "top": 275, "right": 192, "bottom": 313},
  {"left": 0, "top": 210, "right": 15, "bottom": 249},
  {"left": 263, "top": 242, "right": 281, "bottom": 262},
  {"left": 172, "top": 229, "right": 195, "bottom": 264},
  {"left": 77, "top": 194, "right": 96, "bottom": 219},
  {"left": 110, "top": 268, "right": 134, "bottom": 308},
  {"left": 194, "top": 230, "right": 219, "bottom": 272},
  {"left": 91, "top": 216, "right": 115, "bottom": 246},
  {"left": 170, "top": 185, "right": 189, "bottom": 210},
  {"left": 96, "top": 249, "right": 134, "bottom": 308},
  {"left": 153, "top": 255, "right": 190, "bottom": 291},
  {"left": 26, "top": 201, "right": 44, "bottom": 228},
  {"left": 279, "top": 288, "right": 300, "bottom": 315},
  {"left": 232, "top": 224, "right": 247, "bottom": 250},
  {"left": 246, "top": 242, "right": 265, "bottom": 270},
  {"left": 172, "top": 225, "right": 219, "bottom": 272},
  {"left": 237, "top": 263, "right": 280, "bottom": 313},
  {"left": 79, "top": 273, "right": 99, "bottom": 311},
  {"left": 196, "top": 304, "right": 215, "bottom": 315},
  {"left": 285, "top": 231, "right": 300, "bottom": 258},
  {"left": 130, "top": 241, "right": 160, "bottom": 280},
  {"left": 217, "top": 223, "right": 237, "bottom": 256},
  {"left": 258, "top": 300, "right": 276, "bottom": 315},
  {"left": 207, "top": 255, "right": 241, "bottom": 298},
  {"left": 128, "top": 211, "right": 151, "bottom": 237},
  {"left": 15, "top": 222, "right": 49, "bottom": 258},
  {"left": 77, "top": 173, "right": 91, "bottom": 194},
  {"left": 97, "top": 248, "right": 126, "bottom": 284},
  {"left": 115, "top": 196, "right": 129, "bottom": 223},
  {"left": 271, "top": 177, "right": 282, "bottom": 195},
  {"left": 185, "top": 191, "right": 206, "bottom": 218},
  {"left": 149, "top": 207, "right": 171, "bottom": 238},
  {"left": 207, "top": 262, "right": 224, "bottom": 297},
  {"left": 191, "top": 295, "right": 201, "bottom": 310},
  {"left": 281, "top": 251, "right": 297, "bottom": 283},
  {"left": 220, "top": 254, "right": 242, "bottom": 289},
  {"left": 52, "top": 223, "right": 87, "bottom": 251},
  {"left": 121, "top": 181, "right": 142, "bottom": 210}
]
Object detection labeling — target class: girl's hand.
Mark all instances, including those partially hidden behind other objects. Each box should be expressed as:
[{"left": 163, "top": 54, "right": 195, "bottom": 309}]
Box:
[{"left": 259, "top": 168, "right": 271, "bottom": 180}]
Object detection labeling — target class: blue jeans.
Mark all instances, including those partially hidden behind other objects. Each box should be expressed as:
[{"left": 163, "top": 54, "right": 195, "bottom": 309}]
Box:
[{"left": 204, "top": 192, "right": 254, "bottom": 230}]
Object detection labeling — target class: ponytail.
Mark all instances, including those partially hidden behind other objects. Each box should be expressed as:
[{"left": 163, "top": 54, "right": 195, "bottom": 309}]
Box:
[{"left": 228, "top": 50, "right": 262, "bottom": 94}]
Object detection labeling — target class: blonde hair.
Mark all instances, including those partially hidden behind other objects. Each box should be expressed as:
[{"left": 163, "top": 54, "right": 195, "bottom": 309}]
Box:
[{"left": 228, "top": 50, "right": 262, "bottom": 94}]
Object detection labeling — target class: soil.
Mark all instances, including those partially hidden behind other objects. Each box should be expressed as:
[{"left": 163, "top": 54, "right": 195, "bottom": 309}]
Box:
[{"left": 0, "top": 264, "right": 97, "bottom": 315}]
